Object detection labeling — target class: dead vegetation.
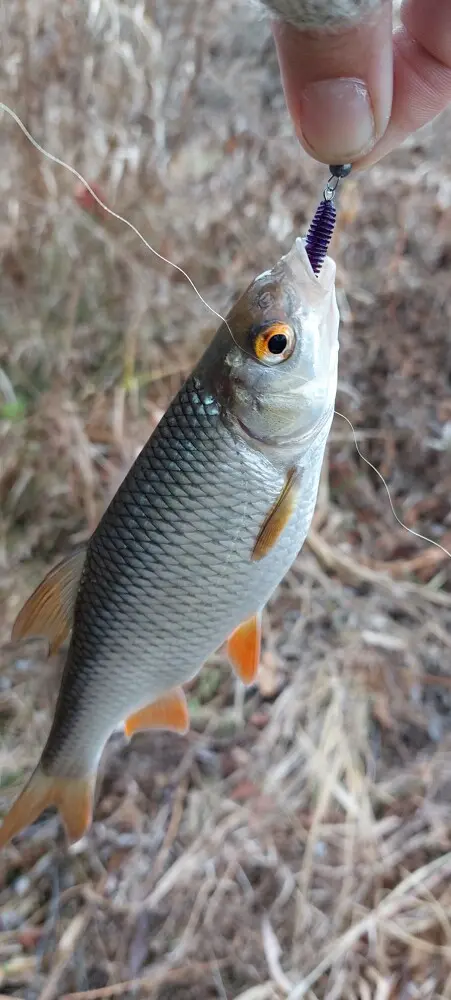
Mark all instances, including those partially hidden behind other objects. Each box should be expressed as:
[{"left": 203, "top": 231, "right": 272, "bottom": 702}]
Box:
[{"left": 2, "top": 1, "right": 451, "bottom": 997}]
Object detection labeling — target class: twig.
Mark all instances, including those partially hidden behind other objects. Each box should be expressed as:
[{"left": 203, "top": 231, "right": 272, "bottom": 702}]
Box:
[
  {"left": 233, "top": 986, "right": 279, "bottom": 1000},
  {"left": 61, "top": 958, "right": 229, "bottom": 999},
  {"left": 307, "top": 528, "right": 451, "bottom": 609},
  {"left": 262, "top": 917, "right": 293, "bottom": 993},
  {"left": 139, "top": 777, "right": 188, "bottom": 895},
  {"left": 38, "top": 910, "right": 92, "bottom": 1000}
]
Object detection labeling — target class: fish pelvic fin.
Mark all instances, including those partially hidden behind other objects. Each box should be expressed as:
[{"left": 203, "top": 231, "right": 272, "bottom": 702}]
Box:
[
  {"left": 252, "top": 467, "right": 300, "bottom": 562},
  {"left": 227, "top": 611, "right": 262, "bottom": 685},
  {"left": 0, "top": 765, "right": 94, "bottom": 849},
  {"left": 124, "top": 687, "right": 189, "bottom": 738},
  {"left": 11, "top": 544, "right": 87, "bottom": 655}
]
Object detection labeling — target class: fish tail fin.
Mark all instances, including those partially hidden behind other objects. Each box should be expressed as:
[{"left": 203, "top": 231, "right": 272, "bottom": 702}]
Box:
[{"left": 0, "top": 765, "right": 94, "bottom": 849}]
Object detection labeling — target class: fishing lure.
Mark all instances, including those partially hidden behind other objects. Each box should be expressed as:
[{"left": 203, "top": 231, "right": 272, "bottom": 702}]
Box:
[{"left": 305, "top": 163, "right": 352, "bottom": 275}]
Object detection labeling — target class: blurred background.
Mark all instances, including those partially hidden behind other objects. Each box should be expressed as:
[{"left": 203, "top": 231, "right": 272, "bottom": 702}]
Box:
[{"left": 2, "top": 2, "right": 451, "bottom": 998}]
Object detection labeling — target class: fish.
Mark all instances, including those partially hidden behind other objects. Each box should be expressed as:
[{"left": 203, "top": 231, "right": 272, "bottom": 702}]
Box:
[{"left": 0, "top": 235, "right": 339, "bottom": 849}]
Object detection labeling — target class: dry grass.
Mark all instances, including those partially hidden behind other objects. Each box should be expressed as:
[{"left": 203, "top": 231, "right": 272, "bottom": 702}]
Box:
[{"left": 2, "top": 1, "right": 451, "bottom": 998}]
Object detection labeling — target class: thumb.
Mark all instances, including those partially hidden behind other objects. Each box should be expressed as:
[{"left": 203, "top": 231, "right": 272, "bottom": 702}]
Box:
[{"left": 270, "top": 2, "right": 393, "bottom": 165}]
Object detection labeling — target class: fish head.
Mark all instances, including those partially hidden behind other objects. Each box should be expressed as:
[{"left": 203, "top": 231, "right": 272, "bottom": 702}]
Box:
[{"left": 209, "top": 238, "right": 340, "bottom": 451}]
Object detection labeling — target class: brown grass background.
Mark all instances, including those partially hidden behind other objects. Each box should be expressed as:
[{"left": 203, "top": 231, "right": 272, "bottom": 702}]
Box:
[{"left": 2, "top": 1, "right": 451, "bottom": 998}]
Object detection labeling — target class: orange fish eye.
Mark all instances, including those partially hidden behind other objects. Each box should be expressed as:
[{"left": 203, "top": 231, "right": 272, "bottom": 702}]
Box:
[{"left": 253, "top": 323, "right": 295, "bottom": 365}]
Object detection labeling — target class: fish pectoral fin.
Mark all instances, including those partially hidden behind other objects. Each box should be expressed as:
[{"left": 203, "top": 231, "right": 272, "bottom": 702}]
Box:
[
  {"left": 124, "top": 687, "right": 189, "bottom": 738},
  {"left": 0, "top": 765, "right": 94, "bottom": 849},
  {"left": 11, "top": 544, "right": 87, "bottom": 655},
  {"left": 227, "top": 611, "right": 262, "bottom": 685},
  {"left": 252, "top": 467, "right": 300, "bottom": 562}
]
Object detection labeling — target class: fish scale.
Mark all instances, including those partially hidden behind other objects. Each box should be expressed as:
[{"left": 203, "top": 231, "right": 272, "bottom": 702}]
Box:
[
  {"left": 42, "top": 375, "right": 293, "bottom": 774},
  {"left": 0, "top": 235, "right": 339, "bottom": 846}
]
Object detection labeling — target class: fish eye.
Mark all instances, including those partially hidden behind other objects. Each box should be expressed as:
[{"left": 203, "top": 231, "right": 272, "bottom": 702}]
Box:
[{"left": 253, "top": 322, "right": 295, "bottom": 365}]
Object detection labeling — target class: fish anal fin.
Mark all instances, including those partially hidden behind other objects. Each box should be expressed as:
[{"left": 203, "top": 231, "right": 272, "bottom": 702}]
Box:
[
  {"left": 11, "top": 545, "right": 87, "bottom": 655},
  {"left": 0, "top": 765, "right": 94, "bottom": 849},
  {"left": 124, "top": 687, "right": 189, "bottom": 738},
  {"left": 252, "top": 467, "right": 300, "bottom": 562},
  {"left": 227, "top": 611, "right": 261, "bottom": 685}
]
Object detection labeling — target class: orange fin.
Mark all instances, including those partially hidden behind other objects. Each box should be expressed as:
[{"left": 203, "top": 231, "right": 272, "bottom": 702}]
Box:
[
  {"left": 252, "top": 467, "right": 300, "bottom": 562},
  {"left": 0, "top": 765, "right": 94, "bottom": 849},
  {"left": 11, "top": 545, "right": 87, "bottom": 655},
  {"left": 227, "top": 611, "right": 262, "bottom": 685},
  {"left": 124, "top": 687, "right": 189, "bottom": 738}
]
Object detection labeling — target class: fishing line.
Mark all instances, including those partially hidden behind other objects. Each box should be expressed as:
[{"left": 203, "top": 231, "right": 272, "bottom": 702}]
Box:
[
  {"left": 333, "top": 409, "right": 451, "bottom": 562},
  {"left": 1, "top": 101, "right": 449, "bottom": 566},
  {"left": 0, "top": 102, "right": 235, "bottom": 341}
]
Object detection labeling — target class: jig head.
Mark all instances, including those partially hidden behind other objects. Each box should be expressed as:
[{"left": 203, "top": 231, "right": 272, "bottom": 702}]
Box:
[{"left": 305, "top": 163, "right": 352, "bottom": 275}]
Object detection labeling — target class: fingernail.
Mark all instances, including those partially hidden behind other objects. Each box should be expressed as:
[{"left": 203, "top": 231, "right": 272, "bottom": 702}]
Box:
[{"left": 299, "top": 78, "right": 375, "bottom": 161}]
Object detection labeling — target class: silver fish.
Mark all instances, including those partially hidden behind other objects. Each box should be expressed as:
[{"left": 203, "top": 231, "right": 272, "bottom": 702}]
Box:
[{"left": 0, "top": 236, "right": 339, "bottom": 848}]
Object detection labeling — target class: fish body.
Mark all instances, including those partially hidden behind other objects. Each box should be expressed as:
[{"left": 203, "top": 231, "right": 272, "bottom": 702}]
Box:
[{"left": 0, "top": 236, "right": 339, "bottom": 847}]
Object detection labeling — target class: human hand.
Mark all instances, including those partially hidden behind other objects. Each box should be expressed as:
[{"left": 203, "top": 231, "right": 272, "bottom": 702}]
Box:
[{"left": 260, "top": 0, "right": 451, "bottom": 169}]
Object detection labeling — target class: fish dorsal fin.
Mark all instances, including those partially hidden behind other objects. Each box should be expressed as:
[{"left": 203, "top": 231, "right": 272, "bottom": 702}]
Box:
[
  {"left": 11, "top": 545, "right": 87, "bottom": 655},
  {"left": 124, "top": 687, "right": 189, "bottom": 738},
  {"left": 227, "top": 611, "right": 262, "bottom": 685},
  {"left": 252, "top": 467, "right": 300, "bottom": 562}
]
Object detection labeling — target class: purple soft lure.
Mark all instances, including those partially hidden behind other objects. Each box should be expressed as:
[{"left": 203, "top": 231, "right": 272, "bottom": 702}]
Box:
[
  {"left": 304, "top": 198, "right": 336, "bottom": 276},
  {"left": 304, "top": 163, "right": 352, "bottom": 275}
]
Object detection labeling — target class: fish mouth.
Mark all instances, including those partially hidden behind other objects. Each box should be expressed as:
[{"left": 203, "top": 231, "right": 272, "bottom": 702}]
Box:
[{"left": 235, "top": 403, "right": 334, "bottom": 450}]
